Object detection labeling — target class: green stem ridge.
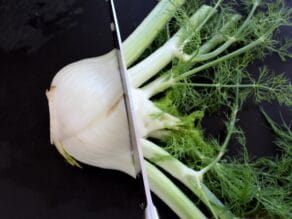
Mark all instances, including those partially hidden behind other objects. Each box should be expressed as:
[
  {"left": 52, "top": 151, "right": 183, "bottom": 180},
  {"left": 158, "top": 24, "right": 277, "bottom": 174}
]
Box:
[
  {"left": 200, "top": 106, "right": 238, "bottom": 175},
  {"left": 142, "top": 139, "right": 235, "bottom": 219},
  {"left": 129, "top": 0, "right": 257, "bottom": 89},
  {"left": 196, "top": 0, "right": 224, "bottom": 31},
  {"left": 142, "top": 75, "right": 175, "bottom": 98},
  {"left": 235, "top": 1, "right": 259, "bottom": 37},
  {"left": 129, "top": 5, "right": 214, "bottom": 88},
  {"left": 191, "top": 1, "right": 259, "bottom": 63},
  {"left": 142, "top": 37, "right": 263, "bottom": 98},
  {"left": 260, "top": 108, "right": 292, "bottom": 141},
  {"left": 140, "top": 1, "right": 263, "bottom": 97},
  {"left": 191, "top": 38, "right": 236, "bottom": 63},
  {"left": 175, "top": 82, "right": 274, "bottom": 91},
  {"left": 198, "top": 14, "right": 242, "bottom": 54},
  {"left": 176, "top": 37, "right": 264, "bottom": 80},
  {"left": 124, "top": 0, "right": 186, "bottom": 66},
  {"left": 146, "top": 161, "right": 207, "bottom": 219}
]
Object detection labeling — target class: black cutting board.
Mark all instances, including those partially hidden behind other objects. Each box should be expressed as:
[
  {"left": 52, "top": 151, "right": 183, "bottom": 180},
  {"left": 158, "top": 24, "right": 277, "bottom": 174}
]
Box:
[{"left": 0, "top": 1, "right": 291, "bottom": 219}]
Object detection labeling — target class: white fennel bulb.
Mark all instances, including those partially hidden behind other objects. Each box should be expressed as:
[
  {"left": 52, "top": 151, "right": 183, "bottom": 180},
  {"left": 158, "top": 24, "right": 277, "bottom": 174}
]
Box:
[{"left": 46, "top": 50, "right": 178, "bottom": 176}]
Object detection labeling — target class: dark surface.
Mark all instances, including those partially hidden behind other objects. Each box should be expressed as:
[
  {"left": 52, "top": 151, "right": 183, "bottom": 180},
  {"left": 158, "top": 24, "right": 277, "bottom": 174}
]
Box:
[{"left": 0, "top": 0, "right": 291, "bottom": 219}]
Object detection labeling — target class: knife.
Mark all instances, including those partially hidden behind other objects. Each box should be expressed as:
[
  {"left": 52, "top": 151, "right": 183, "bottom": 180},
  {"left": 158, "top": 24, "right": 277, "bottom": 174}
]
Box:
[{"left": 107, "top": 1, "right": 159, "bottom": 219}]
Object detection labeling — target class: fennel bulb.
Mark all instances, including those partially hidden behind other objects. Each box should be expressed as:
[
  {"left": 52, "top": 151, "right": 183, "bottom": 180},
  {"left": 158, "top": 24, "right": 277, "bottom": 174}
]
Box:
[{"left": 46, "top": 50, "right": 178, "bottom": 176}]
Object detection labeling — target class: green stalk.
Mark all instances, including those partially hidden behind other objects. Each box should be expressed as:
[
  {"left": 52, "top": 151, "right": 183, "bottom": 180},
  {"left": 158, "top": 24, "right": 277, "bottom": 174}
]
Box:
[
  {"left": 146, "top": 161, "right": 207, "bottom": 219},
  {"left": 261, "top": 108, "right": 292, "bottom": 141},
  {"left": 192, "top": 38, "right": 236, "bottom": 62},
  {"left": 196, "top": 0, "right": 223, "bottom": 31},
  {"left": 176, "top": 37, "right": 264, "bottom": 80},
  {"left": 198, "top": 14, "right": 241, "bottom": 54},
  {"left": 124, "top": 0, "right": 186, "bottom": 66},
  {"left": 142, "top": 75, "right": 175, "bottom": 98},
  {"left": 235, "top": 0, "right": 260, "bottom": 36},
  {"left": 200, "top": 106, "right": 238, "bottom": 175},
  {"left": 129, "top": 5, "right": 213, "bottom": 88},
  {"left": 142, "top": 37, "right": 264, "bottom": 98},
  {"left": 140, "top": 1, "right": 261, "bottom": 97},
  {"left": 129, "top": 1, "right": 241, "bottom": 88},
  {"left": 142, "top": 140, "right": 235, "bottom": 219},
  {"left": 175, "top": 82, "right": 274, "bottom": 91},
  {"left": 192, "top": 1, "right": 259, "bottom": 63}
]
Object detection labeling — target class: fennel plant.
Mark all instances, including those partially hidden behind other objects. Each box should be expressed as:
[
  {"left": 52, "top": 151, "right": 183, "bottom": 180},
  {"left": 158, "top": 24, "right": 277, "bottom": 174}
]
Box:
[{"left": 46, "top": 0, "right": 292, "bottom": 218}]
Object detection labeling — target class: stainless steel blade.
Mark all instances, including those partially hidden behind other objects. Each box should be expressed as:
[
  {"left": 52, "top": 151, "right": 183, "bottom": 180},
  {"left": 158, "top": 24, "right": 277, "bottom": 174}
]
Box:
[{"left": 107, "top": 1, "right": 159, "bottom": 219}]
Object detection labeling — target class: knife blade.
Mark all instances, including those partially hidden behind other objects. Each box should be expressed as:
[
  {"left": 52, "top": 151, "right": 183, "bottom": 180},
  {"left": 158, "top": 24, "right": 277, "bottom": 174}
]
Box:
[{"left": 107, "top": 1, "right": 159, "bottom": 219}]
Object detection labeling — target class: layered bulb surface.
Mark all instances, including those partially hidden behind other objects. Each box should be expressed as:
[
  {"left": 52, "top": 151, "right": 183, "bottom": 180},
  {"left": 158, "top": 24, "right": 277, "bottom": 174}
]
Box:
[{"left": 46, "top": 50, "right": 178, "bottom": 176}]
